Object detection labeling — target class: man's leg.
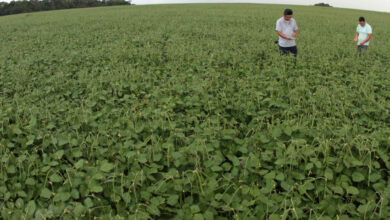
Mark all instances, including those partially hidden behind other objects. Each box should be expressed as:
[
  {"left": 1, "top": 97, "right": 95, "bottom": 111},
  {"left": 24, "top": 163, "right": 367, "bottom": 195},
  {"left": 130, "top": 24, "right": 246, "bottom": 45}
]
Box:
[
  {"left": 289, "top": 46, "right": 298, "bottom": 57},
  {"left": 279, "top": 46, "right": 289, "bottom": 55},
  {"left": 361, "top": 45, "right": 368, "bottom": 55},
  {"left": 358, "top": 45, "right": 368, "bottom": 56},
  {"left": 288, "top": 46, "right": 298, "bottom": 66}
]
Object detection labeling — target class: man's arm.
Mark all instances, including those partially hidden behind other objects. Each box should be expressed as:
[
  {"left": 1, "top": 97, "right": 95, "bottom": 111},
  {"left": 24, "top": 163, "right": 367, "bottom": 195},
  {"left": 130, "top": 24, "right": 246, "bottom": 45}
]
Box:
[
  {"left": 360, "top": 33, "right": 372, "bottom": 45},
  {"left": 354, "top": 32, "right": 359, "bottom": 43},
  {"left": 293, "top": 21, "right": 298, "bottom": 37},
  {"left": 293, "top": 29, "right": 298, "bottom": 37},
  {"left": 277, "top": 31, "right": 295, "bottom": 40}
]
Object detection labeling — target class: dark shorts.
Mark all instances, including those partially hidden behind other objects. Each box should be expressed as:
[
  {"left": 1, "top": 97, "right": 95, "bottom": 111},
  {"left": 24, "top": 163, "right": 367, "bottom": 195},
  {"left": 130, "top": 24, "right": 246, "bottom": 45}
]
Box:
[
  {"left": 357, "top": 45, "right": 368, "bottom": 56},
  {"left": 279, "top": 45, "right": 298, "bottom": 56}
]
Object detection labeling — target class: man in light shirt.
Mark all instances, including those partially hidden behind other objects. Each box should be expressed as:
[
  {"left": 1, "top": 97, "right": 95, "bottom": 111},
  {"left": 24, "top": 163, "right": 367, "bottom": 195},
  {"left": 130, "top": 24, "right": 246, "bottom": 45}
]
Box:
[
  {"left": 276, "top": 9, "right": 299, "bottom": 56},
  {"left": 354, "top": 17, "right": 372, "bottom": 56}
]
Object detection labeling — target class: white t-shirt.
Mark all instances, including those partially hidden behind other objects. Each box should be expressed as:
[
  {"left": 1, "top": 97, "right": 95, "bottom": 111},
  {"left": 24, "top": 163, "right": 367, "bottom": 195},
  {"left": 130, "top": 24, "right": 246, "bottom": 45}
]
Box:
[
  {"left": 276, "top": 17, "right": 298, "bottom": 47},
  {"left": 357, "top": 23, "right": 372, "bottom": 46}
]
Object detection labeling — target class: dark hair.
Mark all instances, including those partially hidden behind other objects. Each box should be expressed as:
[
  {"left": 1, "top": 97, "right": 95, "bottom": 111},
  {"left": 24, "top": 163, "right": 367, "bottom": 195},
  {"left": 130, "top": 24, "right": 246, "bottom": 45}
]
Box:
[
  {"left": 359, "top": 17, "right": 365, "bottom": 22},
  {"left": 284, "top": 9, "right": 293, "bottom": 15}
]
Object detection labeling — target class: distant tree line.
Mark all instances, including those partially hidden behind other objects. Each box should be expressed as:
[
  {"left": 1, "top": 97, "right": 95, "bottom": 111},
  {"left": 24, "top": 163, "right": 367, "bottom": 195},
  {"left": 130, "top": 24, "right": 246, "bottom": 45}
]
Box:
[
  {"left": 0, "top": 0, "right": 131, "bottom": 16},
  {"left": 314, "top": 3, "right": 332, "bottom": 7}
]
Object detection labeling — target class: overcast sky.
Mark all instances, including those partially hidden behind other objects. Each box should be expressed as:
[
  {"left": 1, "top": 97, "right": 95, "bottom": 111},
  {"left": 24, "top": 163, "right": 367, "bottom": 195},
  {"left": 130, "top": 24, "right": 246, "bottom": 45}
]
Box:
[{"left": 133, "top": 0, "right": 390, "bottom": 13}]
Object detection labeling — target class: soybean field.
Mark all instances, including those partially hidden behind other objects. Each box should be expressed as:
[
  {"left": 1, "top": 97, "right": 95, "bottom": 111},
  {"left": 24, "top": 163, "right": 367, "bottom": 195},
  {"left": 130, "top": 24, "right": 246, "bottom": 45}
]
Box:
[{"left": 0, "top": 4, "right": 390, "bottom": 219}]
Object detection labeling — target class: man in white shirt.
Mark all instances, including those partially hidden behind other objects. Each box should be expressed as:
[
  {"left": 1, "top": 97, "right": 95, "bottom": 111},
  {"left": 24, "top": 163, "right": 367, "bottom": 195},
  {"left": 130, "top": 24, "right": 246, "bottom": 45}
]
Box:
[
  {"left": 354, "top": 17, "right": 372, "bottom": 56},
  {"left": 276, "top": 9, "right": 299, "bottom": 56}
]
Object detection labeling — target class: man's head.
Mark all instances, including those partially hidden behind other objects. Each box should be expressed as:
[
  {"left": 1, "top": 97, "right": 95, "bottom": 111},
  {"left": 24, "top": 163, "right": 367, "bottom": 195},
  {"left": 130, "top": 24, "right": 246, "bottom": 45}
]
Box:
[
  {"left": 359, "top": 17, "right": 366, "bottom": 26},
  {"left": 283, "top": 9, "right": 293, "bottom": 21}
]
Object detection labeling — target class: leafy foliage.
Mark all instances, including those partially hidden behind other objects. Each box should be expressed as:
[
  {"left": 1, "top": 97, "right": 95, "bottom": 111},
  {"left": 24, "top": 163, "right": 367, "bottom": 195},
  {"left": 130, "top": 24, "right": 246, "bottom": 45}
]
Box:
[
  {"left": 0, "top": 0, "right": 130, "bottom": 17},
  {"left": 314, "top": 3, "right": 332, "bottom": 7},
  {"left": 0, "top": 4, "right": 389, "bottom": 219}
]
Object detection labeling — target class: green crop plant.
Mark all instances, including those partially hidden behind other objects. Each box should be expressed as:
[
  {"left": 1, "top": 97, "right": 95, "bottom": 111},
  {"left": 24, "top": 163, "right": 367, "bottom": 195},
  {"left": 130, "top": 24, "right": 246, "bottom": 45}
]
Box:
[{"left": 0, "top": 4, "right": 389, "bottom": 219}]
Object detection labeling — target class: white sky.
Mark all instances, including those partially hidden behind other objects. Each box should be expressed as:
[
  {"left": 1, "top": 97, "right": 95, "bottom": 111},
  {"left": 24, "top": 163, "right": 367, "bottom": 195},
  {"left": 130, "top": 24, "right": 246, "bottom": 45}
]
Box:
[{"left": 133, "top": 0, "right": 390, "bottom": 13}]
